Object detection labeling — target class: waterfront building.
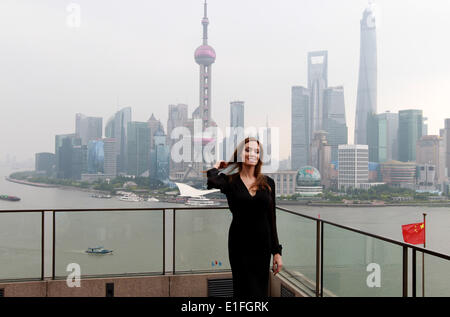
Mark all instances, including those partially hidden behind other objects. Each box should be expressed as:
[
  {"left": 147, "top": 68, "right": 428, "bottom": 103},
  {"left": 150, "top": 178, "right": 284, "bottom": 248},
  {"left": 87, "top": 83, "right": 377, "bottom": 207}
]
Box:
[
  {"left": 380, "top": 160, "right": 416, "bottom": 189},
  {"left": 105, "top": 107, "right": 132, "bottom": 174},
  {"left": 35, "top": 152, "right": 55, "bottom": 176},
  {"left": 309, "top": 131, "right": 331, "bottom": 188},
  {"left": 87, "top": 139, "right": 104, "bottom": 174},
  {"left": 338, "top": 144, "right": 369, "bottom": 190},
  {"left": 127, "top": 122, "right": 150, "bottom": 177},
  {"left": 398, "top": 110, "right": 423, "bottom": 162},
  {"left": 295, "top": 166, "right": 323, "bottom": 197},
  {"left": 323, "top": 86, "right": 348, "bottom": 162},
  {"left": 75, "top": 113, "right": 102, "bottom": 146},
  {"left": 416, "top": 135, "right": 445, "bottom": 188},
  {"left": 291, "top": 86, "right": 310, "bottom": 170}
]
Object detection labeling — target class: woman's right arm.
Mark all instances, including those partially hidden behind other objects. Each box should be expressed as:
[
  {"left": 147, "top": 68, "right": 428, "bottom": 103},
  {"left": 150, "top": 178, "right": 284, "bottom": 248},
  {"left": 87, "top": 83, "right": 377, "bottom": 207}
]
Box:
[{"left": 206, "top": 165, "right": 230, "bottom": 195}]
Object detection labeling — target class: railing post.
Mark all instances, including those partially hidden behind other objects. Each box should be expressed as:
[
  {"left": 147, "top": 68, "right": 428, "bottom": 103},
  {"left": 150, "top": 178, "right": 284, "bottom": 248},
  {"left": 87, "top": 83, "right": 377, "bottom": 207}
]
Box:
[
  {"left": 412, "top": 248, "right": 416, "bottom": 297},
  {"left": 52, "top": 211, "right": 55, "bottom": 280},
  {"left": 402, "top": 246, "right": 408, "bottom": 297},
  {"left": 41, "top": 211, "right": 45, "bottom": 281},
  {"left": 173, "top": 209, "right": 176, "bottom": 275},
  {"left": 315, "top": 220, "right": 320, "bottom": 297},
  {"left": 320, "top": 221, "right": 324, "bottom": 297},
  {"left": 162, "top": 209, "right": 165, "bottom": 275}
]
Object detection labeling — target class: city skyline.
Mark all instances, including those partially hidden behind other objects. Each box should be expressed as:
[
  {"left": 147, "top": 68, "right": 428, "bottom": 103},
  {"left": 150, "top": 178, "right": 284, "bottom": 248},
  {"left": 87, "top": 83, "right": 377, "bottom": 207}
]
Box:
[{"left": 2, "top": 0, "right": 450, "bottom": 162}]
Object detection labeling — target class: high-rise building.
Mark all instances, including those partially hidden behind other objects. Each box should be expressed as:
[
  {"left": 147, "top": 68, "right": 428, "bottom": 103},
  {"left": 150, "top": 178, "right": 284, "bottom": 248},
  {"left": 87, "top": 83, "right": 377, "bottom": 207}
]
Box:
[
  {"left": 87, "top": 139, "right": 104, "bottom": 174},
  {"left": 308, "top": 51, "right": 328, "bottom": 135},
  {"left": 445, "top": 119, "right": 450, "bottom": 178},
  {"left": 167, "top": 104, "right": 189, "bottom": 176},
  {"left": 416, "top": 135, "right": 445, "bottom": 188},
  {"left": 398, "top": 110, "right": 423, "bottom": 162},
  {"left": 309, "top": 131, "right": 331, "bottom": 188},
  {"left": 127, "top": 122, "right": 150, "bottom": 177},
  {"left": 150, "top": 127, "right": 170, "bottom": 183},
  {"left": 103, "top": 138, "right": 117, "bottom": 177},
  {"left": 367, "top": 111, "right": 399, "bottom": 163},
  {"left": 55, "top": 134, "right": 81, "bottom": 179},
  {"left": 355, "top": 5, "right": 377, "bottom": 145},
  {"left": 105, "top": 107, "right": 132, "bottom": 174},
  {"left": 338, "top": 144, "right": 369, "bottom": 190},
  {"left": 147, "top": 113, "right": 164, "bottom": 151},
  {"left": 223, "top": 101, "right": 245, "bottom": 161},
  {"left": 193, "top": 0, "right": 217, "bottom": 129},
  {"left": 75, "top": 113, "right": 103, "bottom": 146},
  {"left": 323, "top": 86, "right": 348, "bottom": 162},
  {"left": 35, "top": 152, "right": 55, "bottom": 176},
  {"left": 291, "top": 86, "right": 310, "bottom": 170}
]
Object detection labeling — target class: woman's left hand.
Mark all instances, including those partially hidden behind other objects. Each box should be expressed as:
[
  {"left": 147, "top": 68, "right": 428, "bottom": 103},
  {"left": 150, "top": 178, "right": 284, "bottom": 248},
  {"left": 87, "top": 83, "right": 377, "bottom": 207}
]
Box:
[{"left": 272, "top": 254, "right": 283, "bottom": 276}]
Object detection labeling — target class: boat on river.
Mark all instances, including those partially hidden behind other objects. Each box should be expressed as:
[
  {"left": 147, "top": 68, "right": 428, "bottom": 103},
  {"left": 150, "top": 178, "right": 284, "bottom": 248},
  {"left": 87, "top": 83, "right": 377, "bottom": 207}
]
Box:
[
  {"left": 85, "top": 247, "right": 113, "bottom": 255},
  {"left": 0, "top": 195, "right": 21, "bottom": 202}
]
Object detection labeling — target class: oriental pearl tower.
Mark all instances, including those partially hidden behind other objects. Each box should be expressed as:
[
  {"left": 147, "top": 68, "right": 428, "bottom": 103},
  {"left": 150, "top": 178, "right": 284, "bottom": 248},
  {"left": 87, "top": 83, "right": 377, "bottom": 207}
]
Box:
[{"left": 193, "top": 0, "right": 217, "bottom": 129}]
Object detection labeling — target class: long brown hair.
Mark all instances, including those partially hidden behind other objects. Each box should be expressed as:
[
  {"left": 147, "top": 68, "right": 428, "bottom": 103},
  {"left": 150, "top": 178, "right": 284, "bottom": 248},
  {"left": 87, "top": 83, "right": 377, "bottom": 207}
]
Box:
[{"left": 205, "top": 136, "right": 271, "bottom": 193}]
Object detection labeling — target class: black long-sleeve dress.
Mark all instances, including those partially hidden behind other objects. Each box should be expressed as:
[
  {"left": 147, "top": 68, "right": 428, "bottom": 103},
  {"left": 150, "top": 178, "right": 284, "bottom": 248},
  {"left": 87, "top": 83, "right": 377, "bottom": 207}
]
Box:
[{"left": 206, "top": 167, "right": 282, "bottom": 297}]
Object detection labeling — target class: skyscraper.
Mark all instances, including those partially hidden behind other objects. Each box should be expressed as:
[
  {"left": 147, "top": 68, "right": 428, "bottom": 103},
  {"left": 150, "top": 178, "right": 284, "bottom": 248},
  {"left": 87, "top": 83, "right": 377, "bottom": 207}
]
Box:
[
  {"left": 398, "top": 110, "right": 423, "bottom": 162},
  {"left": 87, "top": 139, "right": 104, "bottom": 174},
  {"left": 147, "top": 113, "right": 164, "bottom": 151},
  {"left": 323, "top": 86, "right": 348, "bottom": 162},
  {"left": 291, "top": 86, "right": 310, "bottom": 170},
  {"left": 223, "top": 101, "right": 245, "bottom": 161},
  {"left": 105, "top": 107, "right": 132, "bottom": 174},
  {"left": 193, "top": 0, "right": 216, "bottom": 129},
  {"left": 355, "top": 4, "right": 377, "bottom": 145},
  {"left": 75, "top": 113, "right": 103, "bottom": 146},
  {"left": 103, "top": 138, "right": 117, "bottom": 177},
  {"left": 127, "top": 122, "right": 150, "bottom": 177},
  {"left": 310, "top": 131, "right": 332, "bottom": 188},
  {"left": 367, "top": 111, "right": 399, "bottom": 163},
  {"left": 308, "top": 51, "right": 328, "bottom": 135}
]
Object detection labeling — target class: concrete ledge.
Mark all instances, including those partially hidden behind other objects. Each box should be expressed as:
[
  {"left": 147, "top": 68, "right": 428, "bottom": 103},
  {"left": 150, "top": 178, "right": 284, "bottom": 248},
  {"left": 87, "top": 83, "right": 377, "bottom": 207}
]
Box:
[
  {"left": 0, "top": 272, "right": 233, "bottom": 297},
  {"left": 0, "top": 280, "right": 47, "bottom": 297}
]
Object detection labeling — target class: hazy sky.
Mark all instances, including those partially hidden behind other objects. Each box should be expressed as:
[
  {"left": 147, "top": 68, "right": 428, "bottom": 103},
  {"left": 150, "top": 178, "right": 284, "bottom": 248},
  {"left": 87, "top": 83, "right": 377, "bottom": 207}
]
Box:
[{"left": 1, "top": 0, "right": 450, "bottom": 162}]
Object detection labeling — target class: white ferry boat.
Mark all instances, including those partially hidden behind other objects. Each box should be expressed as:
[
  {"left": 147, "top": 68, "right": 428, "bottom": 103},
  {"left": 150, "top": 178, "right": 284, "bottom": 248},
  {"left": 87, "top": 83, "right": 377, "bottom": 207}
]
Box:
[
  {"left": 185, "top": 196, "right": 220, "bottom": 206},
  {"left": 117, "top": 192, "right": 142, "bottom": 202}
]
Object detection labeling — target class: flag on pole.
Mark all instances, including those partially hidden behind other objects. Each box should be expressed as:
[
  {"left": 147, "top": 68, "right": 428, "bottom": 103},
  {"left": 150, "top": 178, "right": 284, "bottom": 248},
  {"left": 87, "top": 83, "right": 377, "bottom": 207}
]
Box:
[{"left": 401, "top": 222, "right": 425, "bottom": 245}]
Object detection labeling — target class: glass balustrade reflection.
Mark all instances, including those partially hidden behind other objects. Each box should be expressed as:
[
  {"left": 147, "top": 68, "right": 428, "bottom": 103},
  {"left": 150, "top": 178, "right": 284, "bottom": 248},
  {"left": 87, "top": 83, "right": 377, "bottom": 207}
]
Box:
[
  {"left": 276, "top": 209, "right": 317, "bottom": 294},
  {"left": 54, "top": 210, "right": 163, "bottom": 278},
  {"left": 0, "top": 212, "right": 42, "bottom": 280},
  {"left": 174, "top": 208, "right": 232, "bottom": 273},
  {"left": 322, "top": 223, "right": 403, "bottom": 297}
]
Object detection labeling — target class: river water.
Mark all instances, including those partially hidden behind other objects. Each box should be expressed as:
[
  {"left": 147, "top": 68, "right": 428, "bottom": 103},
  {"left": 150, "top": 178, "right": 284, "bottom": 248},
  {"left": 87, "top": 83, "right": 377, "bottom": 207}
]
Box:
[{"left": 0, "top": 166, "right": 448, "bottom": 296}]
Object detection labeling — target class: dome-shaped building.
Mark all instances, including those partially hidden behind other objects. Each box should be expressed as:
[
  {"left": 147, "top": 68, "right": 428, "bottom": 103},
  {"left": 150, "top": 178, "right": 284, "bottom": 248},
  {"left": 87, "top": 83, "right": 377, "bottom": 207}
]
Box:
[{"left": 295, "top": 166, "right": 323, "bottom": 197}]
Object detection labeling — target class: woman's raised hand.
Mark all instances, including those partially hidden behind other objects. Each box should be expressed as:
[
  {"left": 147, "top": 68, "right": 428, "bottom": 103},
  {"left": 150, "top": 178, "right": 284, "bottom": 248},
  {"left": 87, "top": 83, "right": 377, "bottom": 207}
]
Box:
[{"left": 213, "top": 160, "right": 228, "bottom": 169}]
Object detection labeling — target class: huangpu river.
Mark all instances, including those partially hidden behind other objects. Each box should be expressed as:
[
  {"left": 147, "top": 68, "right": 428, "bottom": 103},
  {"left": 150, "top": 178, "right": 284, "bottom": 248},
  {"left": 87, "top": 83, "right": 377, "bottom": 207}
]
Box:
[{"left": 0, "top": 166, "right": 449, "bottom": 296}]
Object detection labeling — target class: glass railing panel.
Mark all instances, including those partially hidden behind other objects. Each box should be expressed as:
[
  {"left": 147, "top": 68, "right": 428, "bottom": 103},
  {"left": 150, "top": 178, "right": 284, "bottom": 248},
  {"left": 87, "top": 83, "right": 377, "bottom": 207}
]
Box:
[
  {"left": 277, "top": 209, "right": 317, "bottom": 294},
  {"left": 413, "top": 252, "right": 450, "bottom": 297},
  {"left": 174, "top": 208, "right": 232, "bottom": 273},
  {"left": 54, "top": 210, "right": 164, "bottom": 278},
  {"left": 323, "top": 223, "right": 403, "bottom": 296},
  {"left": 0, "top": 212, "right": 42, "bottom": 280}
]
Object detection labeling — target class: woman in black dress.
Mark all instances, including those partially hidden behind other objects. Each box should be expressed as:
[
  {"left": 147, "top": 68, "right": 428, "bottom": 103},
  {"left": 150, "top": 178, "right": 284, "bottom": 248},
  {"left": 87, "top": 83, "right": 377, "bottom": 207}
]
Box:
[{"left": 205, "top": 136, "right": 283, "bottom": 297}]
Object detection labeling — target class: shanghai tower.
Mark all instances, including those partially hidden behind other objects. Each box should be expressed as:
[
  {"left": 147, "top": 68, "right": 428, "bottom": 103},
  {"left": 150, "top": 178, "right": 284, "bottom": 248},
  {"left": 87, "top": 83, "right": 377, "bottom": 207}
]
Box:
[{"left": 354, "top": 4, "right": 377, "bottom": 145}]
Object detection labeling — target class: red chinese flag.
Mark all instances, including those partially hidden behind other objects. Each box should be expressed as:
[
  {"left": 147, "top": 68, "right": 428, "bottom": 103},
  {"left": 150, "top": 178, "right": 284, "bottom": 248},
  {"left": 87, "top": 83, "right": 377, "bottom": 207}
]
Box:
[{"left": 401, "top": 222, "right": 425, "bottom": 245}]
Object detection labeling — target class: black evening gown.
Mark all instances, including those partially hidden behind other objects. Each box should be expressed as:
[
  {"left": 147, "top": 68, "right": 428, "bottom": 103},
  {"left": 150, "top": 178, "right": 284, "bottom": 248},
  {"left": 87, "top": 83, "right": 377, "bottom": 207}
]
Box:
[{"left": 206, "top": 168, "right": 282, "bottom": 297}]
